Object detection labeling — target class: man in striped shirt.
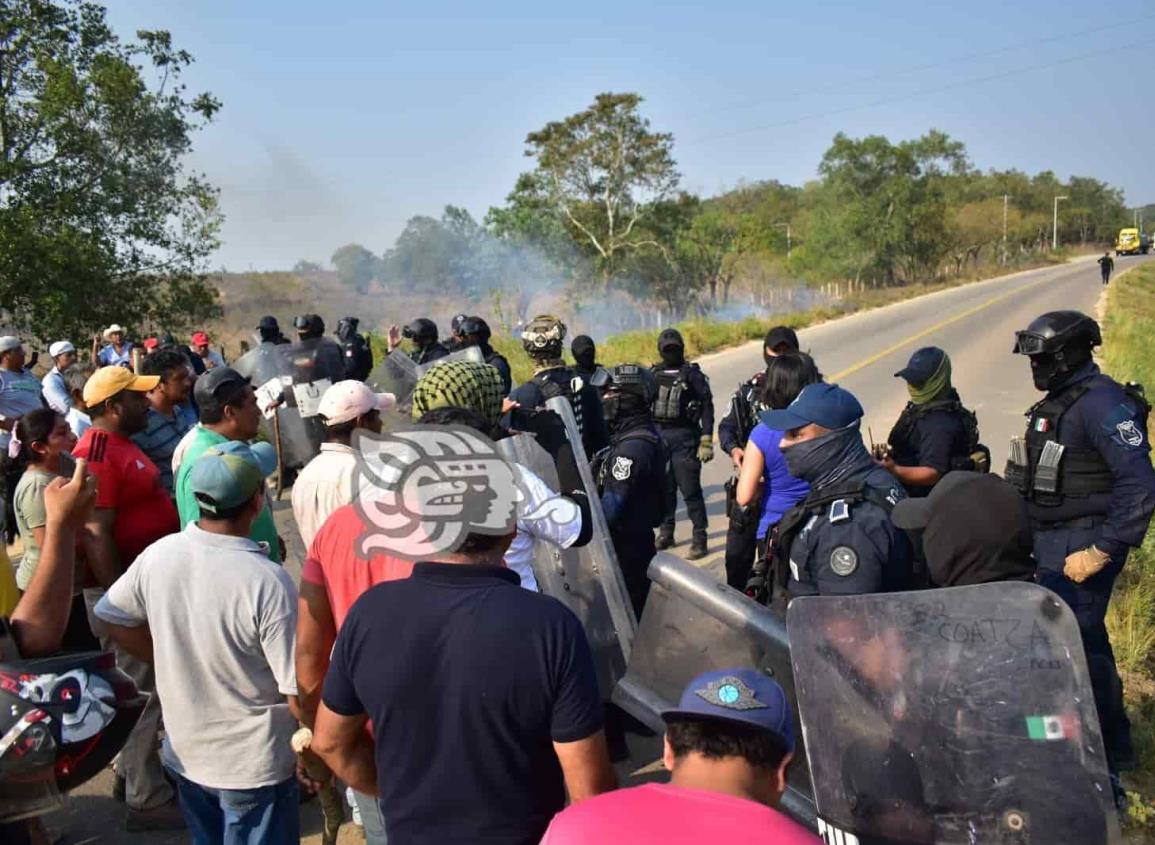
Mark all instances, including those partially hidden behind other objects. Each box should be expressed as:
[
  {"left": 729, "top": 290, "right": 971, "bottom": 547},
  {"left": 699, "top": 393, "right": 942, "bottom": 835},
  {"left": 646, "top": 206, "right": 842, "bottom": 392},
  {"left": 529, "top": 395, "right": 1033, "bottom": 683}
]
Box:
[{"left": 132, "top": 349, "right": 197, "bottom": 496}]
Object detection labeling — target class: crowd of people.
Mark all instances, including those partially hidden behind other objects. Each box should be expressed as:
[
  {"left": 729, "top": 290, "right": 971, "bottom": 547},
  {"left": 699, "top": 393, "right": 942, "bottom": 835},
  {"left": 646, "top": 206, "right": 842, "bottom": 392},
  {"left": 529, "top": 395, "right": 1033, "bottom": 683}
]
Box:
[{"left": 0, "top": 304, "right": 1151, "bottom": 845}]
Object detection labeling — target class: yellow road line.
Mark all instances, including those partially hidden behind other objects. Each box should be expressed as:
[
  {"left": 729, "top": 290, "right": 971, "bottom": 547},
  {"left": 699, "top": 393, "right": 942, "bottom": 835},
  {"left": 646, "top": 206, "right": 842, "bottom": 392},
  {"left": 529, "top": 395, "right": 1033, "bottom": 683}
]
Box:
[{"left": 828, "top": 274, "right": 1054, "bottom": 383}]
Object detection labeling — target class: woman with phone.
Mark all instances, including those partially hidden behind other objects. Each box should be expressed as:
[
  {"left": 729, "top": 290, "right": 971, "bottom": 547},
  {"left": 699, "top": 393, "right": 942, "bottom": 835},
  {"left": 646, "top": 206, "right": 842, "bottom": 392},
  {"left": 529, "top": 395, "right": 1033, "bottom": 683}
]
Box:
[{"left": 11, "top": 407, "right": 96, "bottom": 650}]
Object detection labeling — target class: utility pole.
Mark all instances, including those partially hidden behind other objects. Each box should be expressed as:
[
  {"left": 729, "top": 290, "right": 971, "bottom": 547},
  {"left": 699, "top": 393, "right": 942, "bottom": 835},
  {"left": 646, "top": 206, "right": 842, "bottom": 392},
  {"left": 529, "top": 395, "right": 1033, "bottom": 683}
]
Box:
[
  {"left": 1052, "top": 195, "right": 1068, "bottom": 250},
  {"left": 775, "top": 222, "right": 791, "bottom": 259},
  {"left": 1002, "top": 194, "right": 1009, "bottom": 265}
]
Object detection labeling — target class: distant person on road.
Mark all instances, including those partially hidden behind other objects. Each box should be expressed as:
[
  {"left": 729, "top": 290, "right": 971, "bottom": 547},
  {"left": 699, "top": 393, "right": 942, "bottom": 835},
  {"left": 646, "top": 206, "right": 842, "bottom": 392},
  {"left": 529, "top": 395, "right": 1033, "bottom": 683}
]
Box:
[
  {"left": 539, "top": 667, "right": 820, "bottom": 845},
  {"left": 1099, "top": 251, "right": 1114, "bottom": 285}
]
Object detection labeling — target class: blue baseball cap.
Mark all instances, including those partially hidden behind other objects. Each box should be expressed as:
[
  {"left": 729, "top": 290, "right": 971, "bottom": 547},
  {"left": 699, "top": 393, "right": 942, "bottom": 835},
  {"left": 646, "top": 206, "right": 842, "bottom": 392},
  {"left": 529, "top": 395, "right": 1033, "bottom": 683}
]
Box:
[
  {"left": 759, "top": 382, "right": 863, "bottom": 432},
  {"left": 894, "top": 346, "right": 946, "bottom": 386},
  {"left": 189, "top": 441, "right": 277, "bottom": 515},
  {"left": 661, "top": 668, "right": 795, "bottom": 753}
]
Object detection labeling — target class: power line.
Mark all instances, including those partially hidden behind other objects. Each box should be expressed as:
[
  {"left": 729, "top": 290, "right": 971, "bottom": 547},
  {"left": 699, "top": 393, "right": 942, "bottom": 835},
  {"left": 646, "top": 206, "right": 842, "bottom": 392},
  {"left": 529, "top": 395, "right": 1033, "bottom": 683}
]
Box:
[{"left": 685, "top": 37, "right": 1155, "bottom": 147}]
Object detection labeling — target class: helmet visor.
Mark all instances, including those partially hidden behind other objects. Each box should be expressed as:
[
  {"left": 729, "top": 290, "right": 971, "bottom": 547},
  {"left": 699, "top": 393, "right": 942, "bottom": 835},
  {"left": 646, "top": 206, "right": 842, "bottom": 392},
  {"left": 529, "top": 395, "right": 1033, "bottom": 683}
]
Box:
[{"left": 1013, "top": 331, "right": 1048, "bottom": 355}]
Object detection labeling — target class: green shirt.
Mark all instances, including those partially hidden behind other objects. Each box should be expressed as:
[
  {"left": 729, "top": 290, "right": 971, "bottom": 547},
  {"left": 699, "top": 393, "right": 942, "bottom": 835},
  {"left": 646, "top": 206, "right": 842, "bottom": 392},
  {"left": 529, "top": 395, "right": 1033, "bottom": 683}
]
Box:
[
  {"left": 14, "top": 467, "right": 54, "bottom": 590},
  {"left": 174, "top": 425, "right": 282, "bottom": 564}
]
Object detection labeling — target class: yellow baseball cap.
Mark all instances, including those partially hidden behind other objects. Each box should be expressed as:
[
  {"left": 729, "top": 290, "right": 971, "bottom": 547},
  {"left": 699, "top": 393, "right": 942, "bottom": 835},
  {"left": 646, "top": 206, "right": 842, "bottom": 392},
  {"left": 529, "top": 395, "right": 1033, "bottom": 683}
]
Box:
[{"left": 83, "top": 367, "right": 159, "bottom": 406}]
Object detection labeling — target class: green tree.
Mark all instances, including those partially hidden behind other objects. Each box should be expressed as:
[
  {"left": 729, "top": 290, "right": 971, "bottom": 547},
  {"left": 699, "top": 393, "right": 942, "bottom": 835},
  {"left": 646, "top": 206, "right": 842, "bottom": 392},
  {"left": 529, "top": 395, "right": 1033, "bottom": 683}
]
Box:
[
  {"left": 0, "top": 0, "right": 223, "bottom": 341},
  {"left": 515, "top": 92, "right": 680, "bottom": 289},
  {"left": 330, "top": 243, "right": 379, "bottom": 293}
]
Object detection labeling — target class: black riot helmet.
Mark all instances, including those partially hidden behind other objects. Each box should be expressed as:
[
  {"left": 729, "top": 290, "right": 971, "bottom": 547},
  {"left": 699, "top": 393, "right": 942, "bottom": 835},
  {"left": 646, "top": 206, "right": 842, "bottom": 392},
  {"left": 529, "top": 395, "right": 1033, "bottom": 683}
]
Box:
[
  {"left": 657, "top": 328, "right": 686, "bottom": 367},
  {"left": 450, "top": 313, "right": 469, "bottom": 335},
  {"left": 402, "top": 318, "right": 438, "bottom": 345},
  {"left": 603, "top": 363, "right": 658, "bottom": 425},
  {"left": 336, "top": 316, "right": 359, "bottom": 340},
  {"left": 458, "top": 316, "right": 492, "bottom": 345},
  {"left": 1013, "top": 311, "right": 1101, "bottom": 392},
  {"left": 521, "top": 314, "right": 567, "bottom": 360},
  {"left": 0, "top": 649, "right": 146, "bottom": 822},
  {"left": 293, "top": 313, "right": 325, "bottom": 338}
]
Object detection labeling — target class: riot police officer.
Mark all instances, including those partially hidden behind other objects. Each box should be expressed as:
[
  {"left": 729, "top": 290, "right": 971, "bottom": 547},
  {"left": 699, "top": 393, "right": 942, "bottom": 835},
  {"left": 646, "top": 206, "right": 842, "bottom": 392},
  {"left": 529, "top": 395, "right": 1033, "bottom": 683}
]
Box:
[
  {"left": 718, "top": 326, "right": 801, "bottom": 586},
  {"left": 387, "top": 317, "right": 449, "bottom": 365},
  {"left": 651, "top": 328, "right": 715, "bottom": 559},
  {"left": 445, "top": 313, "right": 469, "bottom": 351},
  {"left": 456, "top": 316, "right": 512, "bottom": 395},
  {"left": 1007, "top": 310, "right": 1155, "bottom": 781},
  {"left": 257, "top": 315, "right": 290, "bottom": 345},
  {"left": 509, "top": 314, "right": 609, "bottom": 458},
  {"left": 884, "top": 346, "right": 987, "bottom": 497},
  {"left": 761, "top": 383, "right": 912, "bottom": 597},
  {"left": 571, "top": 335, "right": 609, "bottom": 395},
  {"left": 336, "top": 315, "right": 373, "bottom": 381},
  {"left": 594, "top": 364, "right": 667, "bottom": 616},
  {"left": 288, "top": 314, "right": 348, "bottom": 458}
]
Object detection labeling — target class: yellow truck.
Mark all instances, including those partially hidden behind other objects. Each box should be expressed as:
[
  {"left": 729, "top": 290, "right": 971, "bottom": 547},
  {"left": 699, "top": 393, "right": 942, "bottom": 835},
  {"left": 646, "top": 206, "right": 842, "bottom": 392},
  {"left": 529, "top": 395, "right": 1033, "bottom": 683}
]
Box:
[{"left": 1116, "top": 227, "right": 1150, "bottom": 256}]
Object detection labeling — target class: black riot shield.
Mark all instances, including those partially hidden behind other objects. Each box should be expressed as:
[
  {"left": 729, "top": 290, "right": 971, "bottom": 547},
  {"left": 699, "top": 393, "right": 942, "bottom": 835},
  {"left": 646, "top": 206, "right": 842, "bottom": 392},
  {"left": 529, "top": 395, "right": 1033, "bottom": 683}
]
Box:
[
  {"left": 367, "top": 346, "right": 485, "bottom": 414},
  {"left": 787, "top": 582, "right": 1119, "bottom": 845},
  {"left": 496, "top": 429, "right": 631, "bottom": 699},
  {"left": 231, "top": 343, "right": 317, "bottom": 474},
  {"left": 611, "top": 552, "right": 814, "bottom": 828}
]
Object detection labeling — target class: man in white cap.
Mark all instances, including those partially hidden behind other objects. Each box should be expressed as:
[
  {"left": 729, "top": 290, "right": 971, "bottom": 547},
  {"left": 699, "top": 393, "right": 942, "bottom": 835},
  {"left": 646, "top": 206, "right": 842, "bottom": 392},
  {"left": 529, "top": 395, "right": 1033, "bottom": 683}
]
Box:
[
  {"left": 291, "top": 380, "right": 395, "bottom": 548},
  {"left": 0, "top": 337, "right": 45, "bottom": 452},
  {"left": 94, "top": 323, "right": 133, "bottom": 368},
  {"left": 42, "top": 340, "right": 78, "bottom": 414}
]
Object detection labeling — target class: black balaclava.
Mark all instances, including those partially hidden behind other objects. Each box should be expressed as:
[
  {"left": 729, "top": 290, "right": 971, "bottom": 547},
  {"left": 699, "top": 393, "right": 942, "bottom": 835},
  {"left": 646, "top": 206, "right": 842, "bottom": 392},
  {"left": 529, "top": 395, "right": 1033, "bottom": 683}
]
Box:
[
  {"left": 657, "top": 329, "right": 685, "bottom": 368},
  {"left": 571, "top": 335, "right": 596, "bottom": 370}
]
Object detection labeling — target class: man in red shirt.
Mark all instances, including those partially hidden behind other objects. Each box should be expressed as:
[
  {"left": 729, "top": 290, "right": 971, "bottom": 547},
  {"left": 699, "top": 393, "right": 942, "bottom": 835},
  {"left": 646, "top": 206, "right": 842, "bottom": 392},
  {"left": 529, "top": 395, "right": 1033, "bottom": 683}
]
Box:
[
  {"left": 540, "top": 668, "right": 821, "bottom": 845},
  {"left": 74, "top": 365, "right": 184, "bottom": 831}
]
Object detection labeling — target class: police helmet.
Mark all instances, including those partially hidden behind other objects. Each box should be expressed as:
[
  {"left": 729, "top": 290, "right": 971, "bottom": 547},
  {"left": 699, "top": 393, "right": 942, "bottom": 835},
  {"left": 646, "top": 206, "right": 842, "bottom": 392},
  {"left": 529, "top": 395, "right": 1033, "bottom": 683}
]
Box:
[
  {"left": 293, "top": 314, "right": 325, "bottom": 336},
  {"left": 1012, "top": 311, "right": 1101, "bottom": 357},
  {"left": 0, "top": 650, "right": 146, "bottom": 822},
  {"left": 402, "top": 318, "right": 438, "bottom": 343},
  {"left": 606, "top": 363, "right": 658, "bottom": 404},
  {"left": 657, "top": 328, "right": 685, "bottom": 352},
  {"left": 521, "top": 314, "right": 567, "bottom": 359},
  {"left": 458, "top": 316, "right": 491, "bottom": 342},
  {"left": 450, "top": 313, "right": 469, "bottom": 335}
]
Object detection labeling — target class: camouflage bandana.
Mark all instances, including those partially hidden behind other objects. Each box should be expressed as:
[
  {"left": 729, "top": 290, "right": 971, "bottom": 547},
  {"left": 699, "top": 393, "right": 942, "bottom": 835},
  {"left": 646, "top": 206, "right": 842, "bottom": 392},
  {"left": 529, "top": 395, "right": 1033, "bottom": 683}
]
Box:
[
  {"left": 533, "top": 359, "right": 567, "bottom": 375},
  {"left": 412, "top": 360, "right": 505, "bottom": 423}
]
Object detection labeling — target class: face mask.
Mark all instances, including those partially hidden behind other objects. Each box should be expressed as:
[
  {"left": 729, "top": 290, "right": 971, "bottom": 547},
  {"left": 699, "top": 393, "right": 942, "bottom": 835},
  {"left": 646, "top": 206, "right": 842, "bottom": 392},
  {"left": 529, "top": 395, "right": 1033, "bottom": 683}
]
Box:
[
  {"left": 1029, "top": 353, "right": 1063, "bottom": 392},
  {"left": 782, "top": 425, "right": 870, "bottom": 485},
  {"left": 660, "top": 346, "right": 684, "bottom": 367},
  {"left": 603, "top": 394, "right": 621, "bottom": 424}
]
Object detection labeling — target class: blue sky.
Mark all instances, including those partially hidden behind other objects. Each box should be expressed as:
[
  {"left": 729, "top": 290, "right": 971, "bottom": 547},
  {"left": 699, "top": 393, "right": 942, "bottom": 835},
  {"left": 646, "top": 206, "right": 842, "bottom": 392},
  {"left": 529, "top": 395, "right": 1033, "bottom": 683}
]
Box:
[{"left": 106, "top": 0, "right": 1155, "bottom": 270}]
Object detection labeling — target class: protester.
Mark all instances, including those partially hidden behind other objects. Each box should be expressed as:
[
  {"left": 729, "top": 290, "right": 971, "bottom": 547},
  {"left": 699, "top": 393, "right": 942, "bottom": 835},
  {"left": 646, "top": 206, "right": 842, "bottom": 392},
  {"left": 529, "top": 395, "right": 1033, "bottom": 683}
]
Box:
[
  {"left": 190, "top": 330, "right": 226, "bottom": 370},
  {"left": 63, "top": 364, "right": 94, "bottom": 439},
  {"left": 95, "top": 442, "right": 301, "bottom": 845},
  {"left": 132, "top": 348, "right": 197, "bottom": 496},
  {"left": 291, "top": 380, "right": 394, "bottom": 548},
  {"left": 0, "top": 336, "right": 46, "bottom": 540},
  {"left": 142, "top": 336, "right": 160, "bottom": 353},
  {"left": 94, "top": 324, "right": 133, "bottom": 368},
  {"left": 540, "top": 668, "right": 820, "bottom": 844},
  {"left": 174, "top": 367, "right": 282, "bottom": 563},
  {"left": 311, "top": 506, "right": 616, "bottom": 845},
  {"left": 891, "top": 471, "right": 1036, "bottom": 587},
  {"left": 11, "top": 409, "right": 98, "bottom": 651},
  {"left": 42, "top": 340, "right": 78, "bottom": 414},
  {"left": 73, "top": 365, "right": 184, "bottom": 830},
  {"left": 730, "top": 353, "right": 818, "bottom": 591}
]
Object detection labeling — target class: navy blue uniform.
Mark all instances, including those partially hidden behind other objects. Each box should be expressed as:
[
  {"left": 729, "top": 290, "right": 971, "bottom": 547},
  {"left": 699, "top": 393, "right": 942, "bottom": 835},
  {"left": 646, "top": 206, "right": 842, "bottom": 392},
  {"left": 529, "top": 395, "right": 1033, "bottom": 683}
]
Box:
[
  {"left": 651, "top": 363, "right": 714, "bottom": 545},
  {"left": 1016, "top": 362, "right": 1155, "bottom": 767},
  {"left": 480, "top": 347, "right": 513, "bottom": 396},
  {"left": 784, "top": 467, "right": 912, "bottom": 597},
  {"left": 597, "top": 420, "right": 667, "bottom": 615},
  {"left": 509, "top": 369, "right": 609, "bottom": 458},
  {"left": 888, "top": 403, "right": 970, "bottom": 498}
]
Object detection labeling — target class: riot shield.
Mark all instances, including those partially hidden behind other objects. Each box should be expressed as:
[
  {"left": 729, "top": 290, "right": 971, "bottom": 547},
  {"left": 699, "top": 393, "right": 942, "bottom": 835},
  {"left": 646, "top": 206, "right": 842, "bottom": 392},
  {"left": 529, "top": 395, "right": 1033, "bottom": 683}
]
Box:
[
  {"left": 231, "top": 343, "right": 316, "bottom": 475},
  {"left": 497, "top": 431, "right": 629, "bottom": 698},
  {"left": 611, "top": 551, "right": 814, "bottom": 827},
  {"left": 367, "top": 346, "right": 485, "bottom": 414},
  {"left": 787, "top": 582, "right": 1119, "bottom": 845}
]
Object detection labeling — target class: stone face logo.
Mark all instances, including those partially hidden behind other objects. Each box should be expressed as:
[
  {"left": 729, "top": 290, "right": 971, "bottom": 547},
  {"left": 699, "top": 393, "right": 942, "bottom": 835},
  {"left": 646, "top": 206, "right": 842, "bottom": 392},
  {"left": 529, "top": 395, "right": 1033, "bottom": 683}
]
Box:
[{"left": 351, "top": 427, "right": 580, "bottom": 560}]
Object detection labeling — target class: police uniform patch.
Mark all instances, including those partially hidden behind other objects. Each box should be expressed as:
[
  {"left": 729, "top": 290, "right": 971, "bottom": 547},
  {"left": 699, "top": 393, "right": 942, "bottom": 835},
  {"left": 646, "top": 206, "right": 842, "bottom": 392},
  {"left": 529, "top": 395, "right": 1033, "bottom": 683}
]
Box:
[
  {"left": 1116, "top": 419, "right": 1144, "bottom": 447},
  {"left": 830, "top": 546, "right": 858, "bottom": 577},
  {"left": 694, "top": 676, "right": 768, "bottom": 711},
  {"left": 611, "top": 456, "right": 633, "bottom": 481}
]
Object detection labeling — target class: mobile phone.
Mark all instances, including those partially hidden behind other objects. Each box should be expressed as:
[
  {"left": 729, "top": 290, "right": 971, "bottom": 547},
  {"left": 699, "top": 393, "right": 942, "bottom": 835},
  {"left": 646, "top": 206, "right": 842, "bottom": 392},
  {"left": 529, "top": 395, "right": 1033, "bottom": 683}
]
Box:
[{"left": 58, "top": 451, "right": 77, "bottom": 478}]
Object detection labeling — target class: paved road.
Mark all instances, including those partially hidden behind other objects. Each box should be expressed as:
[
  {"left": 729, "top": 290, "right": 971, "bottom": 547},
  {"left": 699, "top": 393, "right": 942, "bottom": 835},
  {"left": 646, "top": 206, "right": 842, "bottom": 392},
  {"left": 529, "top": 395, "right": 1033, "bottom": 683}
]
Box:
[
  {"left": 51, "top": 253, "right": 1149, "bottom": 844},
  {"left": 676, "top": 253, "right": 1154, "bottom": 576}
]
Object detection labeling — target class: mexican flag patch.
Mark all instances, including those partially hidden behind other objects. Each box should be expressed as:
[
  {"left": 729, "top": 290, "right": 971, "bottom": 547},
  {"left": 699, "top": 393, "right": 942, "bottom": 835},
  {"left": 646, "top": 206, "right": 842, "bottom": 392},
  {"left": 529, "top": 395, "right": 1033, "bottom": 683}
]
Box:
[
  {"left": 1032, "top": 417, "right": 1050, "bottom": 433},
  {"left": 1025, "top": 714, "right": 1078, "bottom": 741}
]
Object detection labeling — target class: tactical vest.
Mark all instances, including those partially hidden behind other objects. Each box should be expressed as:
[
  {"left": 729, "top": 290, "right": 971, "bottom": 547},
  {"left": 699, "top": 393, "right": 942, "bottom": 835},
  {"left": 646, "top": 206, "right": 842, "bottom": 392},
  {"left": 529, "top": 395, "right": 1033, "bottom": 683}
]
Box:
[
  {"left": 533, "top": 368, "right": 585, "bottom": 435},
  {"left": 1005, "top": 378, "right": 1148, "bottom": 507},
  {"left": 651, "top": 365, "right": 701, "bottom": 426},
  {"left": 770, "top": 475, "right": 900, "bottom": 600},
  {"left": 594, "top": 426, "right": 667, "bottom": 530},
  {"left": 888, "top": 396, "right": 989, "bottom": 473}
]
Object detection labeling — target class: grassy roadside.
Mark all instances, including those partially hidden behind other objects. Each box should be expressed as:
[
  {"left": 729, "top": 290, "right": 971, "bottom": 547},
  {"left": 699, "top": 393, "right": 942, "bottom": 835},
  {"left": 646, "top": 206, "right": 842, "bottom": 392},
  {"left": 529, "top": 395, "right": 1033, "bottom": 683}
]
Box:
[
  {"left": 374, "top": 249, "right": 1083, "bottom": 386},
  {"left": 1101, "top": 262, "right": 1155, "bottom": 835}
]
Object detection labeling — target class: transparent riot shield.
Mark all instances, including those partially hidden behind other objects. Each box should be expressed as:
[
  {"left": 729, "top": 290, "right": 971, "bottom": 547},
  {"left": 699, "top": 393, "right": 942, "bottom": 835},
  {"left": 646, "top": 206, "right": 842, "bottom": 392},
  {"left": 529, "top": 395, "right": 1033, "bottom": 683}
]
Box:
[
  {"left": 611, "top": 552, "right": 814, "bottom": 827},
  {"left": 787, "top": 582, "right": 1119, "bottom": 845},
  {"left": 231, "top": 343, "right": 317, "bottom": 477},
  {"left": 496, "top": 431, "right": 629, "bottom": 698},
  {"left": 368, "top": 346, "right": 485, "bottom": 414}
]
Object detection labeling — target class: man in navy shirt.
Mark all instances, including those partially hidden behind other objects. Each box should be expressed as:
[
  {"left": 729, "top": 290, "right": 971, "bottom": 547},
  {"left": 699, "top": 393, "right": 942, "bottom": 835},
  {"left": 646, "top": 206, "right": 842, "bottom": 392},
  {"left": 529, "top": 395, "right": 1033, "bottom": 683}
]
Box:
[{"left": 312, "top": 516, "right": 616, "bottom": 844}]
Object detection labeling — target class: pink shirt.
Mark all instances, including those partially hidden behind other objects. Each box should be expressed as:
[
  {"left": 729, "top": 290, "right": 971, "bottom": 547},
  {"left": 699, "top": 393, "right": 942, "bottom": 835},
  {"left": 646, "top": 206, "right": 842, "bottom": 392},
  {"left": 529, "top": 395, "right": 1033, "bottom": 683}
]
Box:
[{"left": 539, "top": 783, "right": 821, "bottom": 845}]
